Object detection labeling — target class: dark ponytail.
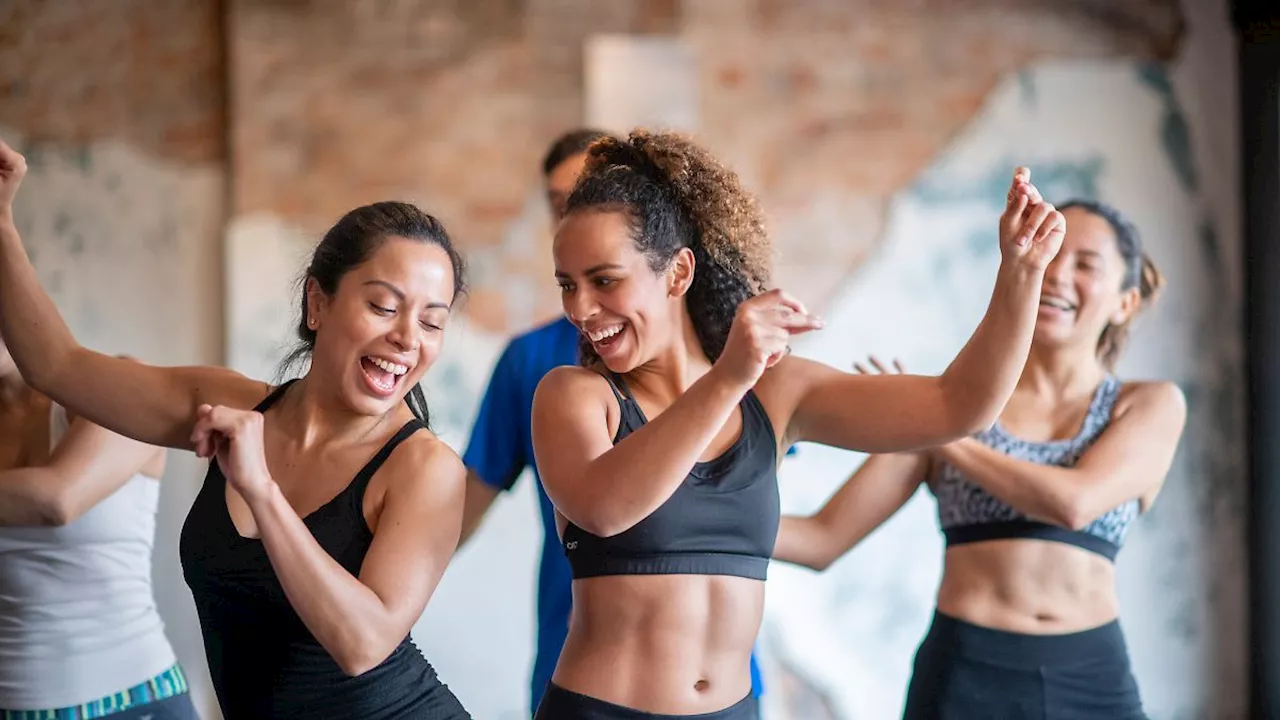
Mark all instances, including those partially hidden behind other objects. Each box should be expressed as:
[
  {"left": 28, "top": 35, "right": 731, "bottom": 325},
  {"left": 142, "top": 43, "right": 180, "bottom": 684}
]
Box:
[{"left": 565, "top": 130, "right": 771, "bottom": 365}]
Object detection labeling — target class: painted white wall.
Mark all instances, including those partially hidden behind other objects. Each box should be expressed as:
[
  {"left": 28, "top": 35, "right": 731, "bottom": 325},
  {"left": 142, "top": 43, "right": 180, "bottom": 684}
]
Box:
[{"left": 2, "top": 130, "right": 226, "bottom": 720}]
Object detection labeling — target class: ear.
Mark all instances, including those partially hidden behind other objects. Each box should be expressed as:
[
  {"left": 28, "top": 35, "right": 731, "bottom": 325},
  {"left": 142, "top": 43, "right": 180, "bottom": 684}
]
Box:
[
  {"left": 668, "top": 247, "right": 696, "bottom": 298},
  {"left": 305, "top": 277, "right": 330, "bottom": 332},
  {"left": 1109, "top": 286, "right": 1141, "bottom": 325}
]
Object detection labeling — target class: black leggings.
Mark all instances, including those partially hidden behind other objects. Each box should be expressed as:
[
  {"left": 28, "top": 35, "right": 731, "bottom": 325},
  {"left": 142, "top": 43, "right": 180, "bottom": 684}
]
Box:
[
  {"left": 535, "top": 684, "right": 758, "bottom": 720},
  {"left": 903, "top": 612, "right": 1147, "bottom": 720}
]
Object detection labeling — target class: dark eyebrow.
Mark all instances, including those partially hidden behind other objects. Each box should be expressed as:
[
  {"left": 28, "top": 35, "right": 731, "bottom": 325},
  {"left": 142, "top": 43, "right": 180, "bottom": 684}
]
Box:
[
  {"left": 1077, "top": 250, "right": 1104, "bottom": 259},
  {"left": 363, "top": 280, "right": 450, "bottom": 310},
  {"left": 554, "top": 263, "right": 626, "bottom": 279}
]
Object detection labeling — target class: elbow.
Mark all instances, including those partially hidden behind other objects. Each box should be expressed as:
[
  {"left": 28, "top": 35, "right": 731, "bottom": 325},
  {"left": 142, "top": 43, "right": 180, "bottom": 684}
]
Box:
[
  {"left": 956, "top": 402, "right": 1001, "bottom": 439},
  {"left": 805, "top": 552, "right": 836, "bottom": 573},
  {"left": 1050, "top": 494, "right": 1097, "bottom": 532},
  {"left": 575, "top": 515, "right": 628, "bottom": 538},
  {"left": 33, "top": 493, "right": 78, "bottom": 527},
  {"left": 332, "top": 637, "right": 397, "bottom": 678}
]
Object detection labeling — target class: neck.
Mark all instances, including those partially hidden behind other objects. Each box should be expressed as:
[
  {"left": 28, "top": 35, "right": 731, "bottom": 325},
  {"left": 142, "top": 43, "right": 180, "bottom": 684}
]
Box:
[
  {"left": 625, "top": 312, "right": 713, "bottom": 403},
  {"left": 276, "top": 373, "right": 395, "bottom": 448},
  {"left": 1019, "top": 342, "right": 1107, "bottom": 400}
]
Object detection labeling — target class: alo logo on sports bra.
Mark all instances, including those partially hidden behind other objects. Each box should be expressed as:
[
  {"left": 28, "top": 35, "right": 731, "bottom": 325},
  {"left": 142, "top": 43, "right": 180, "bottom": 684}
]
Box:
[
  {"left": 929, "top": 375, "right": 1139, "bottom": 563},
  {"left": 561, "top": 373, "right": 781, "bottom": 581}
]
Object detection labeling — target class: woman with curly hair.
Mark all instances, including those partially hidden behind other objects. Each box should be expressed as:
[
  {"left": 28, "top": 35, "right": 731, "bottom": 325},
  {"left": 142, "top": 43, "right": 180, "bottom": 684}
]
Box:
[{"left": 530, "top": 130, "right": 1067, "bottom": 720}]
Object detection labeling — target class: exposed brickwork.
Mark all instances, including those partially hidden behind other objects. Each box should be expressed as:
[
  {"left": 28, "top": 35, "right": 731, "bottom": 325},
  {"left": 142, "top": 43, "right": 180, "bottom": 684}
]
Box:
[
  {"left": 0, "top": 0, "right": 226, "bottom": 166},
  {"left": 230, "top": 0, "right": 1181, "bottom": 332}
]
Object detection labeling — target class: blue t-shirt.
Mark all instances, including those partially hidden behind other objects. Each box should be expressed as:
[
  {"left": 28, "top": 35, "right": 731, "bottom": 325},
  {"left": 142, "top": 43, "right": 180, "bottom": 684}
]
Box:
[{"left": 463, "top": 316, "right": 768, "bottom": 715}]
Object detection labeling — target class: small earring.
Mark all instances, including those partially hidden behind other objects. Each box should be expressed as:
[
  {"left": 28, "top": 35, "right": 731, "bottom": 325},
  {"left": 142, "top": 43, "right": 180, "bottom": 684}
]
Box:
[{"left": 308, "top": 317, "right": 316, "bottom": 329}]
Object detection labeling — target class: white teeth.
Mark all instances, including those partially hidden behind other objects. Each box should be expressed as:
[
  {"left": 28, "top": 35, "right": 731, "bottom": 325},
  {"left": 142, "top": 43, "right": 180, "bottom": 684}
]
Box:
[
  {"left": 1040, "top": 298, "right": 1075, "bottom": 311},
  {"left": 587, "top": 325, "right": 624, "bottom": 343},
  {"left": 368, "top": 357, "right": 408, "bottom": 375}
]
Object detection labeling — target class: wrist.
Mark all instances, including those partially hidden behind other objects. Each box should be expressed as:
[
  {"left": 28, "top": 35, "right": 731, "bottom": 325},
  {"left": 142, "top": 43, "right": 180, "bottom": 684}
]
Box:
[
  {"left": 243, "top": 475, "right": 280, "bottom": 513},
  {"left": 706, "top": 362, "right": 754, "bottom": 399}
]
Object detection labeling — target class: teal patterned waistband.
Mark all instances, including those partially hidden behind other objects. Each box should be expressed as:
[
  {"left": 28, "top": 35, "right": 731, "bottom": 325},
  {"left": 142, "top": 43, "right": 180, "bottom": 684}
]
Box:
[{"left": 0, "top": 664, "right": 188, "bottom": 720}]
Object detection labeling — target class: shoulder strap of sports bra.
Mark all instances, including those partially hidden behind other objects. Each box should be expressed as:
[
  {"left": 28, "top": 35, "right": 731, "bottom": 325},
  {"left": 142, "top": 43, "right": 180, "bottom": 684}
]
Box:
[
  {"left": 350, "top": 419, "right": 426, "bottom": 497},
  {"left": 1078, "top": 375, "right": 1122, "bottom": 439},
  {"left": 601, "top": 372, "right": 633, "bottom": 405},
  {"left": 253, "top": 379, "right": 298, "bottom": 413}
]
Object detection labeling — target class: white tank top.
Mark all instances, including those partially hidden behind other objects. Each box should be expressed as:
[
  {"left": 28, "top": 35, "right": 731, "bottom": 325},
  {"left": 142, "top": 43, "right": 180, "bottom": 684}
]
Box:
[{"left": 0, "top": 403, "right": 176, "bottom": 709}]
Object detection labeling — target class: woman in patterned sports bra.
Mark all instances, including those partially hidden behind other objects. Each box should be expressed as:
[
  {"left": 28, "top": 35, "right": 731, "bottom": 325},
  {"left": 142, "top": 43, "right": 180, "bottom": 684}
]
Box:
[
  {"left": 531, "top": 130, "right": 1064, "bottom": 720},
  {"left": 776, "top": 199, "right": 1187, "bottom": 719},
  {"left": 0, "top": 139, "right": 472, "bottom": 719}
]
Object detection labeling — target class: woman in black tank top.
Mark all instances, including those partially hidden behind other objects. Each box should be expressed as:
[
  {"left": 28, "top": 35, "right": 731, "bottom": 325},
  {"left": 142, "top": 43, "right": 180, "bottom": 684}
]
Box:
[
  {"left": 529, "top": 132, "right": 1067, "bottom": 719},
  {"left": 0, "top": 141, "right": 472, "bottom": 719}
]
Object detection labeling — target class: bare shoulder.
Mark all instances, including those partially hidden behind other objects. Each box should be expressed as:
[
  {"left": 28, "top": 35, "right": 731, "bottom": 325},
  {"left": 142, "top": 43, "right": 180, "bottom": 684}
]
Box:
[
  {"left": 535, "top": 364, "right": 616, "bottom": 410},
  {"left": 1116, "top": 379, "right": 1187, "bottom": 420},
  {"left": 382, "top": 429, "right": 466, "bottom": 499}
]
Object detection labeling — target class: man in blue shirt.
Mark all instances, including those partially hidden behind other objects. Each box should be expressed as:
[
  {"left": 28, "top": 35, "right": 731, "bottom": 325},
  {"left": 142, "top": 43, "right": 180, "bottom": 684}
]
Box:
[{"left": 460, "top": 129, "right": 768, "bottom": 716}]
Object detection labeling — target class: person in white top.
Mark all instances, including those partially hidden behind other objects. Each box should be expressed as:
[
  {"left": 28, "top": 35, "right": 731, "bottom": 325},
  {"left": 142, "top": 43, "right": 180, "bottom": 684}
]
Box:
[{"left": 0, "top": 336, "right": 197, "bottom": 720}]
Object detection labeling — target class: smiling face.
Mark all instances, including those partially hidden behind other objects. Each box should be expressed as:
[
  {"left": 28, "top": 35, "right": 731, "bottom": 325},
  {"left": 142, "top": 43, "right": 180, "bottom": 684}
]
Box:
[
  {"left": 1034, "top": 206, "right": 1140, "bottom": 358},
  {"left": 553, "top": 210, "right": 693, "bottom": 373},
  {"left": 306, "top": 236, "right": 456, "bottom": 416}
]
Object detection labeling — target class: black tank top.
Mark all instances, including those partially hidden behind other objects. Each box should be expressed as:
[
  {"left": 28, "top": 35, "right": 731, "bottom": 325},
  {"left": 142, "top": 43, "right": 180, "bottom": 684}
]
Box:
[
  {"left": 561, "top": 373, "right": 781, "bottom": 580},
  {"left": 178, "top": 381, "right": 470, "bottom": 719}
]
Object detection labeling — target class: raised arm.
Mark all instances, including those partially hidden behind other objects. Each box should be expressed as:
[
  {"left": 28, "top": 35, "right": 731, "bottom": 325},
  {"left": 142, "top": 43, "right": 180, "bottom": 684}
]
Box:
[
  {"left": 933, "top": 381, "right": 1186, "bottom": 529},
  {"left": 779, "top": 169, "right": 1065, "bottom": 453},
  {"left": 191, "top": 403, "right": 466, "bottom": 676},
  {"left": 0, "top": 410, "right": 165, "bottom": 526},
  {"left": 532, "top": 290, "right": 823, "bottom": 537},
  {"left": 774, "top": 452, "right": 930, "bottom": 571},
  {"left": 0, "top": 140, "right": 262, "bottom": 449}
]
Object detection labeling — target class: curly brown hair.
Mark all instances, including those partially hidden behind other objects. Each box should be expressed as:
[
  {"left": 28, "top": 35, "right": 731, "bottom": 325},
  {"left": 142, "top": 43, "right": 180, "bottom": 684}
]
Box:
[{"left": 564, "top": 130, "right": 772, "bottom": 365}]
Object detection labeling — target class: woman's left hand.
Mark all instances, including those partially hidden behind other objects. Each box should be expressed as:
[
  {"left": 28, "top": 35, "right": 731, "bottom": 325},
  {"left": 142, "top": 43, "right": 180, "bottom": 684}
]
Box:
[{"left": 191, "top": 404, "right": 275, "bottom": 503}]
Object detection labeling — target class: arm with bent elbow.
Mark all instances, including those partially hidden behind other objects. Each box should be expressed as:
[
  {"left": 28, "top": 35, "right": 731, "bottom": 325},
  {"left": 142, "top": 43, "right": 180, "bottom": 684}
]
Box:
[
  {"left": 0, "top": 415, "right": 165, "bottom": 527},
  {"left": 787, "top": 170, "right": 1065, "bottom": 453},
  {"left": 191, "top": 404, "right": 466, "bottom": 676},
  {"left": 934, "top": 382, "right": 1187, "bottom": 530},
  {"left": 775, "top": 452, "right": 930, "bottom": 571},
  {"left": 532, "top": 364, "right": 750, "bottom": 538},
  {"left": 0, "top": 139, "right": 261, "bottom": 449}
]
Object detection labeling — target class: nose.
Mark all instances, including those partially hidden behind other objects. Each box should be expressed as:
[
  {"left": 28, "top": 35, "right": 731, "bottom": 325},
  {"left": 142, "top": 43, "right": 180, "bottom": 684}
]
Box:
[
  {"left": 1044, "top": 254, "right": 1071, "bottom": 289},
  {"left": 387, "top": 313, "right": 420, "bottom": 352},
  {"left": 564, "top": 286, "right": 598, "bottom": 326}
]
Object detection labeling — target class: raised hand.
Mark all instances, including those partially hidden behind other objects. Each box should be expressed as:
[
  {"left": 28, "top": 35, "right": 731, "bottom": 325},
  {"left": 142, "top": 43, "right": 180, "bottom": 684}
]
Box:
[
  {"left": 999, "top": 167, "right": 1065, "bottom": 271},
  {"left": 716, "top": 289, "right": 824, "bottom": 390},
  {"left": 0, "top": 139, "right": 27, "bottom": 219},
  {"left": 852, "top": 355, "right": 905, "bottom": 376},
  {"left": 191, "top": 404, "right": 274, "bottom": 503}
]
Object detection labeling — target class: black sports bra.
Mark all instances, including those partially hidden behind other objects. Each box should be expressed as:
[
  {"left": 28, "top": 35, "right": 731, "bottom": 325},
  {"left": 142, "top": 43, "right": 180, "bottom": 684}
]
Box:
[{"left": 560, "top": 373, "right": 780, "bottom": 581}]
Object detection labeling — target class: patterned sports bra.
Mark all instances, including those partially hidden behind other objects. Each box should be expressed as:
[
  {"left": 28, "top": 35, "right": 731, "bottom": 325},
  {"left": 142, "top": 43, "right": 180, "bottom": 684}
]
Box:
[{"left": 929, "top": 375, "right": 1139, "bottom": 562}]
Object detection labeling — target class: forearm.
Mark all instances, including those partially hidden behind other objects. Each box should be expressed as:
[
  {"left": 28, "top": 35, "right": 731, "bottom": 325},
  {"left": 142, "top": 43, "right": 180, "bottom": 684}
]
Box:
[
  {"left": 943, "top": 440, "right": 1081, "bottom": 528},
  {"left": 774, "top": 516, "right": 839, "bottom": 570},
  {"left": 249, "top": 483, "right": 399, "bottom": 675},
  {"left": 553, "top": 368, "right": 747, "bottom": 537},
  {"left": 939, "top": 264, "right": 1044, "bottom": 434},
  {"left": 0, "top": 221, "right": 80, "bottom": 390},
  {"left": 0, "top": 468, "right": 61, "bottom": 525}
]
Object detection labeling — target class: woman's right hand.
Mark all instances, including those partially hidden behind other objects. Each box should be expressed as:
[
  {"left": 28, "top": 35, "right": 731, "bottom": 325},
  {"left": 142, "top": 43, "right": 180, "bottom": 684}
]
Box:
[
  {"left": 0, "top": 139, "right": 27, "bottom": 222},
  {"left": 715, "top": 289, "right": 824, "bottom": 390},
  {"left": 998, "top": 168, "right": 1064, "bottom": 272}
]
